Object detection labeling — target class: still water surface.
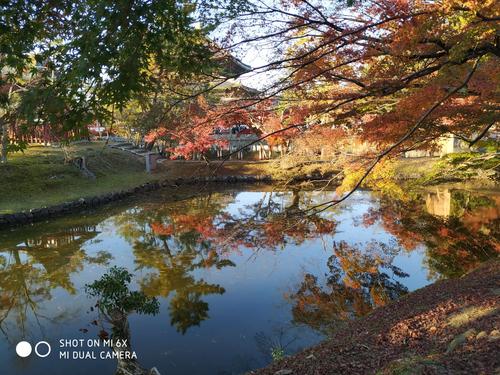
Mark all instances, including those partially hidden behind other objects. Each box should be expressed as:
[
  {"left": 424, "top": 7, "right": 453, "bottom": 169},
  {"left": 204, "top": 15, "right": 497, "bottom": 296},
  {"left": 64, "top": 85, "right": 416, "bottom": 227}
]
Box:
[{"left": 0, "top": 186, "right": 498, "bottom": 375}]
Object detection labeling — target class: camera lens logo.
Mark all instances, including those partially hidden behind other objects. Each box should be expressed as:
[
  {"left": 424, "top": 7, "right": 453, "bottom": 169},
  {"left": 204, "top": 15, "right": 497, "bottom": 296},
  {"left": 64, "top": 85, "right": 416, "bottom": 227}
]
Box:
[
  {"left": 15, "top": 341, "right": 32, "bottom": 358},
  {"left": 16, "top": 341, "right": 51, "bottom": 358}
]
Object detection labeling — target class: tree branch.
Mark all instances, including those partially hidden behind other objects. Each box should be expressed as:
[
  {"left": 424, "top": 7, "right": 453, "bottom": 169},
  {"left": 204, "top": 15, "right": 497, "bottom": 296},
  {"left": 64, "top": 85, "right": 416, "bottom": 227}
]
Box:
[{"left": 305, "top": 58, "right": 482, "bottom": 214}]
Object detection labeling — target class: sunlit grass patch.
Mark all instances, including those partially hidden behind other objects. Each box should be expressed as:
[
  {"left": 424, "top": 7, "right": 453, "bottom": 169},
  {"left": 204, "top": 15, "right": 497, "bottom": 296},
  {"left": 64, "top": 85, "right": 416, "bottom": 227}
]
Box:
[
  {"left": 447, "top": 305, "right": 498, "bottom": 328},
  {"left": 0, "top": 142, "right": 152, "bottom": 213}
]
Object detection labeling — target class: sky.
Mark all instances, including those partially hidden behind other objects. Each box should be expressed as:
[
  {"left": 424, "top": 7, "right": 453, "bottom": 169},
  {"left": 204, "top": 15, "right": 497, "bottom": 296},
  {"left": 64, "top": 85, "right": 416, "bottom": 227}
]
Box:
[{"left": 206, "top": 0, "right": 359, "bottom": 90}]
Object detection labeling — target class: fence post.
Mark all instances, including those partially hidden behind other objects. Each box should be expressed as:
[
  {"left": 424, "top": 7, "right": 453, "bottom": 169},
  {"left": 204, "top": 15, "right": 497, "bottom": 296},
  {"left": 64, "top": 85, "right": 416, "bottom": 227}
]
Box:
[{"left": 145, "top": 153, "right": 151, "bottom": 173}]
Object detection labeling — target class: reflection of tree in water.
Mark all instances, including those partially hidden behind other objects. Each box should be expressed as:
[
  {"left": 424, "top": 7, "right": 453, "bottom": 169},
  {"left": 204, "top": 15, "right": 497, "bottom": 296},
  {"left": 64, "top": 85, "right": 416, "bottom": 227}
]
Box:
[
  {"left": 85, "top": 267, "right": 160, "bottom": 375},
  {"left": 216, "top": 190, "right": 337, "bottom": 251},
  {"left": 114, "top": 190, "right": 337, "bottom": 333},
  {"left": 0, "top": 224, "right": 112, "bottom": 342},
  {"left": 289, "top": 241, "right": 408, "bottom": 335},
  {"left": 363, "top": 190, "right": 499, "bottom": 279},
  {"left": 114, "top": 193, "right": 235, "bottom": 334},
  {"left": 136, "top": 245, "right": 228, "bottom": 334}
]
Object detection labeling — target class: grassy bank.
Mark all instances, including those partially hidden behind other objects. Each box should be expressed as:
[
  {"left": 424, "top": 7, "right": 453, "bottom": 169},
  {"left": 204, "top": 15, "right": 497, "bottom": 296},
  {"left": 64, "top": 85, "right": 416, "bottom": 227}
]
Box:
[
  {"left": 1, "top": 143, "right": 497, "bottom": 214},
  {"left": 0, "top": 143, "right": 155, "bottom": 213},
  {"left": 0, "top": 143, "right": 276, "bottom": 213},
  {"left": 254, "top": 260, "right": 500, "bottom": 375}
]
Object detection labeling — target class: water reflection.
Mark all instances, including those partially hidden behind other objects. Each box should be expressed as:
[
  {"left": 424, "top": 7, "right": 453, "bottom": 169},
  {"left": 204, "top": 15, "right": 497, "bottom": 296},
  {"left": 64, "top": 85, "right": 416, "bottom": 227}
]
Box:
[
  {"left": 110, "top": 187, "right": 498, "bottom": 335},
  {"left": 113, "top": 196, "right": 234, "bottom": 334},
  {"left": 426, "top": 187, "right": 453, "bottom": 217},
  {"left": 85, "top": 266, "right": 160, "bottom": 375},
  {"left": 0, "top": 221, "right": 113, "bottom": 343},
  {"left": 365, "top": 188, "right": 499, "bottom": 279},
  {"left": 0, "top": 186, "right": 497, "bottom": 374},
  {"left": 289, "top": 240, "right": 409, "bottom": 334},
  {"left": 111, "top": 191, "right": 338, "bottom": 334}
]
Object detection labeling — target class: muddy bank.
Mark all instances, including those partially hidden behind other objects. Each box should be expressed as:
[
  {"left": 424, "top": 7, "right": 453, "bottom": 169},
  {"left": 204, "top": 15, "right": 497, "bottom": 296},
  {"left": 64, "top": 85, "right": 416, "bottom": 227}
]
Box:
[{"left": 252, "top": 261, "right": 500, "bottom": 375}]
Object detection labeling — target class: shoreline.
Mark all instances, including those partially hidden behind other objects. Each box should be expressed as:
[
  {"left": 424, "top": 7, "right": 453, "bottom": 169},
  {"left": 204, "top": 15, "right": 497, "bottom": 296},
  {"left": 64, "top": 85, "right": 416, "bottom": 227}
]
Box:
[
  {"left": 1, "top": 170, "right": 498, "bottom": 230},
  {"left": 1, "top": 143, "right": 497, "bottom": 229},
  {"left": 251, "top": 260, "right": 500, "bottom": 375},
  {"left": 0, "top": 174, "right": 334, "bottom": 229}
]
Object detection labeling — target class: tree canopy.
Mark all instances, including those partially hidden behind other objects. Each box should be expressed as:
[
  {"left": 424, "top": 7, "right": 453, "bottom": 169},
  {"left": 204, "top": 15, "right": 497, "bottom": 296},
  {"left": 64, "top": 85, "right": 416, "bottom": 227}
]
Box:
[
  {"left": 1, "top": 0, "right": 498, "bottom": 197},
  {"left": 119, "top": 1, "right": 499, "bottom": 184},
  {"left": 0, "top": 0, "right": 250, "bottom": 157}
]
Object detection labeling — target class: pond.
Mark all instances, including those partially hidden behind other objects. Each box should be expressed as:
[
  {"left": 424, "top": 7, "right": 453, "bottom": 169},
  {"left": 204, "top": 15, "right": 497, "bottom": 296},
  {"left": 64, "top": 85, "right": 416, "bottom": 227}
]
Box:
[{"left": 0, "top": 185, "right": 498, "bottom": 375}]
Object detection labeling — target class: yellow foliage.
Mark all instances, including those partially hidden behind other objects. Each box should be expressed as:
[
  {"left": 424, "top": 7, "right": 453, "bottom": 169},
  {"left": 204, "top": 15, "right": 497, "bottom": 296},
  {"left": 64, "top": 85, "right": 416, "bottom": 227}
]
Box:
[{"left": 337, "top": 160, "right": 412, "bottom": 200}]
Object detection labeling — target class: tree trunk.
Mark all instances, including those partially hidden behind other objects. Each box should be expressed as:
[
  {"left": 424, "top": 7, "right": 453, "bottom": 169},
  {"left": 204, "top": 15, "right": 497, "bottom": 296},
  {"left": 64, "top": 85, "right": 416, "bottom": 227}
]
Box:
[
  {"left": 1, "top": 117, "right": 8, "bottom": 164},
  {"left": 109, "top": 311, "right": 152, "bottom": 375}
]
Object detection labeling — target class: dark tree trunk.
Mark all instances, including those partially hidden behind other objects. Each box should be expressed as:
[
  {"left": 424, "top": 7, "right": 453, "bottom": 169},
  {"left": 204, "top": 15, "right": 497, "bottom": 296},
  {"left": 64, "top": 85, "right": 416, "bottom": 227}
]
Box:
[{"left": 1, "top": 117, "right": 8, "bottom": 164}]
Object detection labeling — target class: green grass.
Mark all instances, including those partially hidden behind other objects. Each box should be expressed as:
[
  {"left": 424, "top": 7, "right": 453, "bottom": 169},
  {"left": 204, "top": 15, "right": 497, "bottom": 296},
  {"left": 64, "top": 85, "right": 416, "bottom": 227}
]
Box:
[
  {"left": 377, "top": 354, "right": 444, "bottom": 375},
  {"left": 393, "top": 157, "right": 439, "bottom": 179},
  {"left": 0, "top": 142, "right": 155, "bottom": 213},
  {"left": 447, "top": 306, "right": 498, "bottom": 328},
  {"left": 0, "top": 143, "right": 292, "bottom": 213},
  {"left": 419, "top": 152, "right": 500, "bottom": 184}
]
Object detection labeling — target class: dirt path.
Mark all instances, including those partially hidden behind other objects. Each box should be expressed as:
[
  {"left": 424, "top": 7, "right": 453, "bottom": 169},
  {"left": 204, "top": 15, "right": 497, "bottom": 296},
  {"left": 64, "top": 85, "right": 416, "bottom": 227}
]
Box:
[{"left": 252, "top": 261, "right": 500, "bottom": 375}]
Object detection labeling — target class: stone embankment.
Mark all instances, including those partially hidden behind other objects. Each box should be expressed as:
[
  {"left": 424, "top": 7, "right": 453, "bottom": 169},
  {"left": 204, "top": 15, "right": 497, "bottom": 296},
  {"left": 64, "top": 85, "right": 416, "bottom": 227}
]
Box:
[{"left": 0, "top": 173, "right": 332, "bottom": 229}]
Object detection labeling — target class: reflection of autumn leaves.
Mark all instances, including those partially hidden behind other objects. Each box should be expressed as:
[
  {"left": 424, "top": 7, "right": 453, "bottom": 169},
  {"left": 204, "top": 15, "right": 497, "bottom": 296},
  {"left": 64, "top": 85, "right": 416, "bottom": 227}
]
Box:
[
  {"left": 118, "top": 191, "right": 338, "bottom": 333},
  {"left": 260, "top": 219, "right": 310, "bottom": 247},
  {"left": 289, "top": 241, "right": 408, "bottom": 334},
  {"left": 151, "top": 213, "right": 217, "bottom": 239},
  {"left": 363, "top": 205, "right": 423, "bottom": 251},
  {"left": 151, "top": 208, "right": 337, "bottom": 252},
  {"left": 362, "top": 193, "right": 499, "bottom": 278},
  {"left": 290, "top": 273, "right": 356, "bottom": 333},
  {"left": 461, "top": 196, "right": 500, "bottom": 233},
  {"left": 312, "top": 217, "right": 337, "bottom": 234},
  {"left": 0, "top": 226, "right": 112, "bottom": 340},
  {"left": 261, "top": 216, "right": 336, "bottom": 245},
  {"left": 150, "top": 222, "right": 174, "bottom": 236},
  {"left": 172, "top": 214, "right": 218, "bottom": 238}
]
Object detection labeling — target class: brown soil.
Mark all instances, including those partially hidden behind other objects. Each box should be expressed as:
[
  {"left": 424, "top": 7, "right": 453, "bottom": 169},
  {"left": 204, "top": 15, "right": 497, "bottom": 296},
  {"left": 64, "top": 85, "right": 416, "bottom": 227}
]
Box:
[
  {"left": 252, "top": 261, "right": 500, "bottom": 375},
  {"left": 155, "top": 160, "right": 275, "bottom": 178}
]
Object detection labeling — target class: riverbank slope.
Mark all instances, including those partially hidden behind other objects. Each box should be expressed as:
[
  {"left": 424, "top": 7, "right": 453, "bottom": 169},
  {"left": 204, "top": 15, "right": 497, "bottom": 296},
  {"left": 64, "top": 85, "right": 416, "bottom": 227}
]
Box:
[
  {"left": 252, "top": 260, "right": 499, "bottom": 375},
  {"left": 1, "top": 142, "right": 497, "bottom": 214},
  {"left": 0, "top": 143, "right": 276, "bottom": 213}
]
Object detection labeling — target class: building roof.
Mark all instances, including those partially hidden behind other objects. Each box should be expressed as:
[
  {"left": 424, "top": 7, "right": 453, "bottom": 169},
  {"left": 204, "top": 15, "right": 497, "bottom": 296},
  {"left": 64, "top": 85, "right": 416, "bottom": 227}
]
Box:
[{"left": 209, "top": 43, "right": 252, "bottom": 77}]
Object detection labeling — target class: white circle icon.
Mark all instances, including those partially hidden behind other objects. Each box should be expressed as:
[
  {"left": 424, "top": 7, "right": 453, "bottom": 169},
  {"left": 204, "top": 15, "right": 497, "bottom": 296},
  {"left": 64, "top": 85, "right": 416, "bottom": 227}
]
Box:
[
  {"left": 34, "top": 341, "right": 51, "bottom": 358},
  {"left": 16, "top": 341, "right": 32, "bottom": 357}
]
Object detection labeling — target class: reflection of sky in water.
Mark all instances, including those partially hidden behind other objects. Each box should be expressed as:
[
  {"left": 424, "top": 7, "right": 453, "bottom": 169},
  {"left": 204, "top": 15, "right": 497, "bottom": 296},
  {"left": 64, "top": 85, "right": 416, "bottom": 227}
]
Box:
[{"left": 0, "top": 188, "right": 497, "bottom": 375}]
